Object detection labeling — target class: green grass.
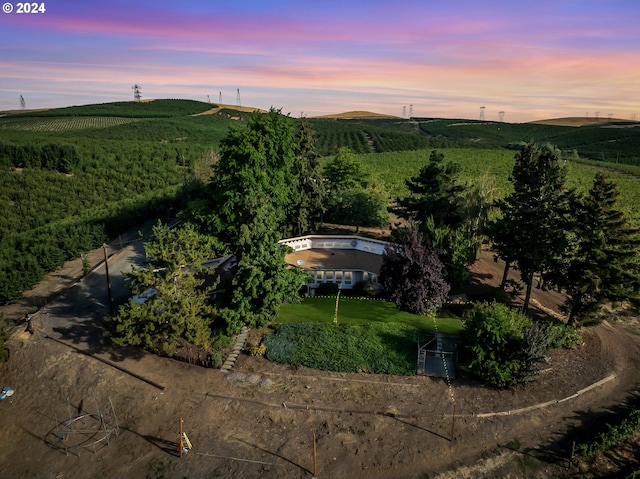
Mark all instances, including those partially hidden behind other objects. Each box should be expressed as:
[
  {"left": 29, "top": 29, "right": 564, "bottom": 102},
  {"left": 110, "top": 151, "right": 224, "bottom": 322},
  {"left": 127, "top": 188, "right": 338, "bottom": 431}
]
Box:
[
  {"left": 277, "top": 297, "right": 462, "bottom": 334},
  {"left": 264, "top": 321, "right": 422, "bottom": 375}
]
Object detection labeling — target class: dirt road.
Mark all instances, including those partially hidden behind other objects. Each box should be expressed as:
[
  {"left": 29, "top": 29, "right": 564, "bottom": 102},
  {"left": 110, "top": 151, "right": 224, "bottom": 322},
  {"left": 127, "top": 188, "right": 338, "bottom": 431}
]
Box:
[{"left": 0, "top": 241, "right": 638, "bottom": 478}]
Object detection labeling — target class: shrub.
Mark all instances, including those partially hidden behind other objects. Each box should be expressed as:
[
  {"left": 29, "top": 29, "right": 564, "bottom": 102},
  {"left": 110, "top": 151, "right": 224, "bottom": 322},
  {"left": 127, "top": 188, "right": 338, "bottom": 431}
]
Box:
[
  {"left": 211, "top": 334, "right": 232, "bottom": 351},
  {"left": 209, "top": 352, "right": 222, "bottom": 369},
  {"left": 539, "top": 315, "right": 582, "bottom": 349},
  {"left": 462, "top": 302, "right": 544, "bottom": 388},
  {"left": 576, "top": 409, "right": 640, "bottom": 458},
  {"left": 316, "top": 283, "right": 339, "bottom": 296},
  {"left": 351, "top": 280, "right": 379, "bottom": 297},
  {"left": 249, "top": 343, "right": 266, "bottom": 356}
]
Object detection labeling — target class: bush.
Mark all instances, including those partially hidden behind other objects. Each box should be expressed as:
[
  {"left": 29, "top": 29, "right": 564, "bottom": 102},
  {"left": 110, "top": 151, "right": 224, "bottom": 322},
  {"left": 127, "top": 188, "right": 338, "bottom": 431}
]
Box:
[
  {"left": 249, "top": 343, "right": 266, "bottom": 356},
  {"left": 351, "top": 280, "right": 379, "bottom": 297},
  {"left": 539, "top": 315, "right": 582, "bottom": 349},
  {"left": 209, "top": 352, "right": 222, "bottom": 369},
  {"left": 211, "top": 334, "right": 232, "bottom": 351},
  {"left": 316, "top": 283, "right": 339, "bottom": 296},
  {"left": 462, "top": 302, "right": 542, "bottom": 388}
]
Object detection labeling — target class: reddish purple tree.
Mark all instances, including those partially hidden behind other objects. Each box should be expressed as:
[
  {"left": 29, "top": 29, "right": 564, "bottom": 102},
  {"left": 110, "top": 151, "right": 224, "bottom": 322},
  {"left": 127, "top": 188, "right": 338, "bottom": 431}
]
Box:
[{"left": 380, "top": 229, "right": 450, "bottom": 314}]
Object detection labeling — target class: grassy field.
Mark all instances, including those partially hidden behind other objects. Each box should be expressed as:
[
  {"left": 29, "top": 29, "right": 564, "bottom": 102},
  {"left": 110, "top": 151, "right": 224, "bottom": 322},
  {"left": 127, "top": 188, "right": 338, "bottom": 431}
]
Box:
[{"left": 277, "top": 297, "right": 463, "bottom": 335}]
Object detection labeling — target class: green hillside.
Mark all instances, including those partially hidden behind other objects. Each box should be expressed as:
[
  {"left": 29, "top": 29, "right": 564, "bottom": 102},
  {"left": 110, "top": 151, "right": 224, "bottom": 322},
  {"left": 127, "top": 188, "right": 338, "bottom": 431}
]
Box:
[
  {"left": 417, "top": 119, "right": 640, "bottom": 165},
  {"left": 0, "top": 99, "right": 638, "bottom": 304},
  {"left": 4, "top": 98, "right": 214, "bottom": 118},
  {"left": 0, "top": 99, "right": 242, "bottom": 304}
]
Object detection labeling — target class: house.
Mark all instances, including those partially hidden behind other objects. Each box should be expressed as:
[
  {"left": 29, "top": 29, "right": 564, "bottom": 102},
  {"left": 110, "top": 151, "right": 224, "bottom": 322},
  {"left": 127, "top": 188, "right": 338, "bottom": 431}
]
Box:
[{"left": 280, "top": 235, "right": 390, "bottom": 294}]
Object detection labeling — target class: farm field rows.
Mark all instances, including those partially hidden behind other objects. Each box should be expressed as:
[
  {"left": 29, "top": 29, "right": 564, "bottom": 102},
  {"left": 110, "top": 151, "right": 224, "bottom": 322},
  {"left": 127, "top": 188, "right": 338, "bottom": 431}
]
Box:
[
  {"left": 0, "top": 116, "right": 141, "bottom": 131},
  {"left": 353, "top": 148, "right": 640, "bottom": 223}
]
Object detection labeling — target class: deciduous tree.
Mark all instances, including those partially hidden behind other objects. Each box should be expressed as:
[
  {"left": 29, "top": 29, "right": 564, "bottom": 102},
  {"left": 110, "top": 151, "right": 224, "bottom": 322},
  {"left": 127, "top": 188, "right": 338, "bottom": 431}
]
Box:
[
  {"left": 323, "top": 147, "right": 388, "bottom": 230},
  {"left": 380, "top": 228, "right": 450, "bottom": 314}
]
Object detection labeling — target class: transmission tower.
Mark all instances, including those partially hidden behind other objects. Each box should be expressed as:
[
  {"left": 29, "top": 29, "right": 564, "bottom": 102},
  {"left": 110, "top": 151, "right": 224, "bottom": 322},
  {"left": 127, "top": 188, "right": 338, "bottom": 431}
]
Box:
[
  {"left": 608, "top": 113, "right": 613, "bottom": 120},
  {"left": 402, "top": 106, "right": 406, "bottom": 118},
  {"left": 409, "top": 104, "right": 413, "bottom": 118},
  {"left": 595, "top": 111, "right": 600, "bottom": 119},
  {"left": 236, "top": 88, "right": 241, "bottom": 107},
  {"left": 479, "top": 106, "right": 485, "bottom": 121},
  {"left": 19, "top": 95, "right": 25, "bottom": 109},
  {"left": 498, "top": 111, "right": 505, "bottom": 122},
  {"left": 132, "top": 84, "right": 141, "bottom": 101}
]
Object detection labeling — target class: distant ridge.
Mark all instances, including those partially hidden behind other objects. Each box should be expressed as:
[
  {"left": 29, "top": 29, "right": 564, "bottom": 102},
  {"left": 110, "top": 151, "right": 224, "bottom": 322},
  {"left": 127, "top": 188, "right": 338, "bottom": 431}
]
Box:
[
  {"left": 312, "top": 110, "right": 400, "bottom": 120},
  {"left": 529, "top": 117, "right": 637, "bottom": 127}
]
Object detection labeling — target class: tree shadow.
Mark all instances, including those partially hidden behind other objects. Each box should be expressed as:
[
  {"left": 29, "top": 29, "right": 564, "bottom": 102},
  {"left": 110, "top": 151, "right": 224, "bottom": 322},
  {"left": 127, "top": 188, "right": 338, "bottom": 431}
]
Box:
[{"left": 519, "top": 389, "right": 640, "bottom": 474}]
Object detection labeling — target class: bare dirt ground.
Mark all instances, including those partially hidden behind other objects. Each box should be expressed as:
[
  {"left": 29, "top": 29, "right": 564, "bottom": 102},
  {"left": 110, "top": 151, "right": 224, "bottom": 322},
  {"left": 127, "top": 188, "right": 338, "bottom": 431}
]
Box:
[{"left": 0, "top": 241, "right": 639, "bottom": 479}]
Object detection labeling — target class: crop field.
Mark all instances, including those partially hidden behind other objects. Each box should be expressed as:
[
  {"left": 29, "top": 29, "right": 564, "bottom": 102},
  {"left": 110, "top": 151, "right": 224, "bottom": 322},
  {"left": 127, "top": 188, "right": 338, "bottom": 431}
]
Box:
[
  {"left": 346, "top": 147, "right": 640, "bottom": 224},
  {"left": 0, "top": 116, "right": 141, "bottom": 131},
  {"left": 11, "top": 98, "right": 213, "bottom": 118},
  {"left": 354, "top": 148, "right": 516, "bottom": 196},
  {"left": 418, "top": 118, "right": 640, "bottom": 166}
]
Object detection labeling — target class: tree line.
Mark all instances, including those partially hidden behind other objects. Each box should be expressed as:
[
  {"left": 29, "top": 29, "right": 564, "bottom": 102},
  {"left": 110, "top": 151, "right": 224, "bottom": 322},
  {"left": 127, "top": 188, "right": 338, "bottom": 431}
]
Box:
[
  {"left": 0, "top": 138, "right": 210, "bottom": 304},
  {"left": 0, "top": 140, "right": 81, "bottom": 173}
]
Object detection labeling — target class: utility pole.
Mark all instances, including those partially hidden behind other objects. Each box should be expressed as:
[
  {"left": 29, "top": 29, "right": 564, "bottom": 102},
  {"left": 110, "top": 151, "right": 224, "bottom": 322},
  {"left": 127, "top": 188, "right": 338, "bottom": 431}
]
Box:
[{"left": 103, "top": 244, "right": 114, "bottom": 316}]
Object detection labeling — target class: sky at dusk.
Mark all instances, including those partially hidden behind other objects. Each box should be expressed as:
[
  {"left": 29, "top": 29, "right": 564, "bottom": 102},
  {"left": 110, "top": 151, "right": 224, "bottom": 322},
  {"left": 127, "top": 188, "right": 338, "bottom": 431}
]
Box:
[{"left": 1, "top": 0, "right": 639, "bottom": 122}]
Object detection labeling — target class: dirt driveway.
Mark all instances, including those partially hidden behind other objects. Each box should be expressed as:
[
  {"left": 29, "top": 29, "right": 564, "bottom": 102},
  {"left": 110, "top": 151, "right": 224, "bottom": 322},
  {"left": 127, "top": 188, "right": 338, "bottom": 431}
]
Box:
[{"left": 0, "top": 243, "right": 638, "bottom": 478}]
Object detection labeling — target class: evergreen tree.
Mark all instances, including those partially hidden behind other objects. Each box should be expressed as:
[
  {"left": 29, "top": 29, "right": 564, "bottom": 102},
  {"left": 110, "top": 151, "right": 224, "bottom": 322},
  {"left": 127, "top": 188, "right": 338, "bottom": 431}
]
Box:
[
  {"left": 396, "top": 150, "right": 466, "bottom": 229},
  {"left": 547, "top": 173, "right": 640, "bottom": 325},
  {"left": 380, "top": 228, "right": 450, "bottom": 314},
  {"left": 491, "top": 142, "right": 574, "bottom": 312},
  {"left": 394, "top": 150, "right": 471, "bottom": 285},
  {"left": 285, "top": 117, "right": 326, "bottom": 237},
  {"left": 194, "top": 109, "right": 311, "bottom": 331},
  {"left": 113, "top": 222, "right": 222, "bottom": 351}
]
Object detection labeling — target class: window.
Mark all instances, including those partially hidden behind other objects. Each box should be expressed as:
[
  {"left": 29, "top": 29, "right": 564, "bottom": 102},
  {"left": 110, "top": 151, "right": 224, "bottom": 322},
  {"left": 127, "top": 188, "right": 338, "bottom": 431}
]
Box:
[
  {"left": 315, "top": 271, "right": 324, "bottom": 282},
  {"left": 325, "top": 271, "right": 334, "bottom": 282},
  {"left": 344, "top": 272, "right": 352, "bottom": 284},
  {"left": 335, "top": 271, "right": 343, "bottom": 282}
]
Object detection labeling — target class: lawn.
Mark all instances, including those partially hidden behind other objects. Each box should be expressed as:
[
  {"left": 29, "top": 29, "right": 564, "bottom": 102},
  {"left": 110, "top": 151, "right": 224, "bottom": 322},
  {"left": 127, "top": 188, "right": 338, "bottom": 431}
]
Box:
[
  {"left": 267, "top": 298, "right": 462, "bottom": 375},
  {"left": 277, "top": 297, "right": 462, "bottom": 335}
]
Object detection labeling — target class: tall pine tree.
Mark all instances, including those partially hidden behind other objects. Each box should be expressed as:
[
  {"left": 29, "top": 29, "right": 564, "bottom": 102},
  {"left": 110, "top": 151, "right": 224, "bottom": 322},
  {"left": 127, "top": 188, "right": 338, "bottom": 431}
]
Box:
[
  {"left": 284, "top": 117, "right": 326, "bottom": 237},
  {"left": 547, "top": 172, "right": 640, "bottom": 325},
  {"left": 491, "top": 142, "right": 574, "bottom": 312},
  {"left": 395, "top": 150, "right": 471, "bottom": 285}
]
